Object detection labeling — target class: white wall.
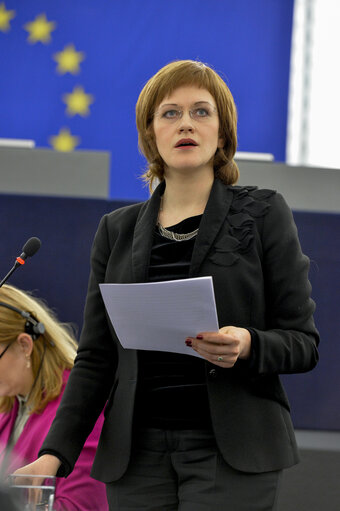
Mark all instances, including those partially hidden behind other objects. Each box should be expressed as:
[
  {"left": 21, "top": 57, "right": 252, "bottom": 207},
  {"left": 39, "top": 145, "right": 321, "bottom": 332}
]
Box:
[{"left": 286, "top": 0, "right": 340, "bottom": 170}]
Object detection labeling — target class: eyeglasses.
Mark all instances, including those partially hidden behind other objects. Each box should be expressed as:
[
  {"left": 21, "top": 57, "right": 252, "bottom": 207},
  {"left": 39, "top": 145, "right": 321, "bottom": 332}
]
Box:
[
  {"left": 154, "top": 103, "right": 217, "bottom": 123},
  {"left": 0, "top": 341, "right": 13, "bottom": 359}
]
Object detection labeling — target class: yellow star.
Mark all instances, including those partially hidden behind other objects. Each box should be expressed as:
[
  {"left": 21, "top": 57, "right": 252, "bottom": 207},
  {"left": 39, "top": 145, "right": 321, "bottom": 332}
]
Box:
[
  {"left": 63, "top": 86, "right": 94, "bottom": 117},
  {"left": 53, "top": 44, "right": 85, "bottom": 75},
  {"left": 24, "top": 13, "right": 56, "bottom": 44},
  {"left": 49, "top": 128, "right": 80, "bottom": 152},
  {"left": 0, "top": 3, "right": 15, "bottom": 32}
]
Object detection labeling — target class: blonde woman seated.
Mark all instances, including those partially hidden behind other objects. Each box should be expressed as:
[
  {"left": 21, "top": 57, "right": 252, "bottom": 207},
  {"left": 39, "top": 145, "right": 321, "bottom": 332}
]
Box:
[{"left": 0, "top": 284, "right": 108, "bottom": 511}]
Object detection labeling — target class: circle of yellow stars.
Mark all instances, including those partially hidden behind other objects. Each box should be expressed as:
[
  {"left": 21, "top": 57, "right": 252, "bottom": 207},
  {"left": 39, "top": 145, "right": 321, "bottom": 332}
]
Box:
[{"left": 1, "top": 3, "right": 94, "bottom": 151}]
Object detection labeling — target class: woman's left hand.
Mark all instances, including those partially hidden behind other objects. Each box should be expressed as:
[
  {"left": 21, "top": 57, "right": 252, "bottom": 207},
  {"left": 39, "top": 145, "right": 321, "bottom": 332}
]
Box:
[{"left": 186, "top": 326, "right": 252, "bottom": 368}]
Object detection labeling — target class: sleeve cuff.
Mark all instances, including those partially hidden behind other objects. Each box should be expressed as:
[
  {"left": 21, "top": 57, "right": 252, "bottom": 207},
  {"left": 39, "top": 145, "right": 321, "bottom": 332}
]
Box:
[
  {"left": 38, "top": 449, "right": 72, "bottom": 478},
  {"left": 235, "top": 328, "right": 259, "bottom": 371},
  {"left": 245, "top": 328, "right": 259, "bottom": 370}
]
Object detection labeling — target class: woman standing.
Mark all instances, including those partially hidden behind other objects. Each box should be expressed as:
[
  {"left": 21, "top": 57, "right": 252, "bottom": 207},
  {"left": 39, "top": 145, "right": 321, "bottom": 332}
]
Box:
[{"left": 14, "top": 60, "right": 319, "bottom": 511}]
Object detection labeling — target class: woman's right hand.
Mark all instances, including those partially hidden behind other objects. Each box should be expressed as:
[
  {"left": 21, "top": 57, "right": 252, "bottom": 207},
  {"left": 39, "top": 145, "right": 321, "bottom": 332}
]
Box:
[
  {"left": 9, "top": 455, "right": 61, "bottom": 508},
  {"left": 12, "top": 454, "right": 61, "bottom": 479}
]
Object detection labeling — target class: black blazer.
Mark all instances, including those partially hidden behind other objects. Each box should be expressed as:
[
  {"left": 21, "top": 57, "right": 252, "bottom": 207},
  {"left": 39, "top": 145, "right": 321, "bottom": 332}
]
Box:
[{"left": 41, "top": 179, "right": 319, "bottom": 483}]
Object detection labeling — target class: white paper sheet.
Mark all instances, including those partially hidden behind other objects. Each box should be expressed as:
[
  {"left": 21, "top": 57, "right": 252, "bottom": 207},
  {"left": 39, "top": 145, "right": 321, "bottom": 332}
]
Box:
[{"left": 99, "top": 276, "right": 219, "bottom": 358}]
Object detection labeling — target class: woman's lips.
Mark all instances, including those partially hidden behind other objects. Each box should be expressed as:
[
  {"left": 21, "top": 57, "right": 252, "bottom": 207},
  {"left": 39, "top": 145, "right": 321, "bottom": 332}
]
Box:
[
  {"left": 175, "top": 145, "right": 197, "bottom": 149},
  {"left": 175, "top": 138, "right": 198, "bottom": 148}
]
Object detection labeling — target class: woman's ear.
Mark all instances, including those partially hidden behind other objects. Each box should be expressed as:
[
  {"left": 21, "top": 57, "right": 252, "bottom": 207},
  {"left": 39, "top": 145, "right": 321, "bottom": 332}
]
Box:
[
  {"left": 218, "top": 135, "right": 225, "bottom": 149},
  {"left": 16, "top": 333, "right": 34, "bottom": 357}
]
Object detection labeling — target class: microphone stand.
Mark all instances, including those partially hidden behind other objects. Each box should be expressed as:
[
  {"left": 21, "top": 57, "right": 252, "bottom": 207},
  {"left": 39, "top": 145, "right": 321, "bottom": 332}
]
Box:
[{"left": 0, "top": 259, "right": 25, "bottom": 288}]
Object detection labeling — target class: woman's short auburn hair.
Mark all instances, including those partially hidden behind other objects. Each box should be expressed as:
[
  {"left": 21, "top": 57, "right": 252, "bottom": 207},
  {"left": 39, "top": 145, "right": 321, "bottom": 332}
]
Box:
[{"left": 136, "top": 59, "right": 239, "bottom": 191}]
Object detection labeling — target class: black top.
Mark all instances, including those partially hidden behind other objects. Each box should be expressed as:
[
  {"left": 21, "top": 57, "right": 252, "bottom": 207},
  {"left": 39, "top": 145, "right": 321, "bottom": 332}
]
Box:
[{"left": 134, "top": 215, "right": 212, "bottom": 429}]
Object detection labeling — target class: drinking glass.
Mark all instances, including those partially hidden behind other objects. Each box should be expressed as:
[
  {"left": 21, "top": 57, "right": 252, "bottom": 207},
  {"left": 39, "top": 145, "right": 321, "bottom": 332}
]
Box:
[{"left": 8, "top": 474, "right": 56, "bottom": 511}]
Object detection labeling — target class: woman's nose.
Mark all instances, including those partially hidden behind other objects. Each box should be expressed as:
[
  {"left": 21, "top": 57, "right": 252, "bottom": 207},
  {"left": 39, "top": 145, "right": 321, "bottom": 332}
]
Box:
[
  {"left": 178, "top": 112, "right": 194, "bottom": 132},
  {"left": 179, "top": 125, "right": 194, "bottom": 132}
]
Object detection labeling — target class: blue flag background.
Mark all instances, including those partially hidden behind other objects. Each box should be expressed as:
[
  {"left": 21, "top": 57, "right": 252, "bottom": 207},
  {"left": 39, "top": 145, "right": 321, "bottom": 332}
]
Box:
[{"left": 0, "top": 0, "right": 294, "bottom": 200}]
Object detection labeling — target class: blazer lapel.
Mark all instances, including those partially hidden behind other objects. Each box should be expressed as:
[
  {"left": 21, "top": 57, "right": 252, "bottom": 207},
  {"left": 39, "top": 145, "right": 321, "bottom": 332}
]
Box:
[
  {"left": 132, "top": 181, "right": 165, "bottom": 282},
  {"left": 132, "top": 179, "right": 233, "bottom": 280},
  {"left": 189, "top": 179, "right": 234, "bottom": 276}
]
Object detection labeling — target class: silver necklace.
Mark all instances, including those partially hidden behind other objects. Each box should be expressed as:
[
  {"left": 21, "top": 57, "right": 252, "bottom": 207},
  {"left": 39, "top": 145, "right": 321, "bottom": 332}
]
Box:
[
  {"left": 157, "top": 196, "right": 199, "bottom": 242},
  {"left": 157, "top": 222, "right": 199, "bottom": 241}
]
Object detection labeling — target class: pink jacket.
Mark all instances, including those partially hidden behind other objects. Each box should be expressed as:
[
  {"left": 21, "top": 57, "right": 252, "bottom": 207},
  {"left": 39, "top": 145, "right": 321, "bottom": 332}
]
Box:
[{"left": 0, "top": 370, "right": 108, "bottom": 511}]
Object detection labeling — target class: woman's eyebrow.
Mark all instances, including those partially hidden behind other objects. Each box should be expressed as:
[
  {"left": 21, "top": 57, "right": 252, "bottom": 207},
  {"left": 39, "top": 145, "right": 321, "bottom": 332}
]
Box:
[
  {"left": 159, "top": 103, "right": 178, "bottom": 108},
  {"left": 159, "top": 101, "right": 213, "bottom": 108}
]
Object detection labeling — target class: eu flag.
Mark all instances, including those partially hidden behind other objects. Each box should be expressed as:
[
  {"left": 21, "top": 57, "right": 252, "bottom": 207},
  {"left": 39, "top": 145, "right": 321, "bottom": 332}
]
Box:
[{"left": 0, "top": 1, "right": 294, "bottom": 200}]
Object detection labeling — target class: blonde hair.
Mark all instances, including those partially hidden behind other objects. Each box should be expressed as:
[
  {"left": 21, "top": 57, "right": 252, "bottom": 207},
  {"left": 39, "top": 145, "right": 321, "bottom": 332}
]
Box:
[
  {"left": 136, "top": 59, "right": 239, "bottom": 191},
  {"left": 0, "top": 285, "right": 78, "bottom": 414}
]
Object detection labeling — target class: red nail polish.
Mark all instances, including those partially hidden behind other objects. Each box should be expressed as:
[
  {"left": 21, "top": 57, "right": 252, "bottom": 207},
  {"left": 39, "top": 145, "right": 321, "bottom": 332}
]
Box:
[
  {"left": 185, "top": 339, "right": 192, "bottom": 347},
  {"left": 196, "top": 335, "right": 203, "bottom": 340}
]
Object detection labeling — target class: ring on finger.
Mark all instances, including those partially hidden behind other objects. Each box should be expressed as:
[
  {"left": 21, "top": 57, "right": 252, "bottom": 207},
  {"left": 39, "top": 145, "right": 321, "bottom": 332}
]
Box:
[{"left": 217, "top": 355, "right": 224, "bottom": 362}]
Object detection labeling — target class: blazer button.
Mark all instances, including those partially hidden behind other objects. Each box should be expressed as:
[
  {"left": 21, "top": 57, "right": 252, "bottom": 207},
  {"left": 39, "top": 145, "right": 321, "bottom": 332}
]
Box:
[{"left": 208, "top": 369, "right": 217, "bottom": 379}]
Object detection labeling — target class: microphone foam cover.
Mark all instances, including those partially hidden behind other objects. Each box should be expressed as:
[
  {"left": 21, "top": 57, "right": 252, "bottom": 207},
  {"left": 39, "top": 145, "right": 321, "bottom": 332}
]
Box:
[{"left": 22, "top": 237, "right": 41, "bottom": 257}]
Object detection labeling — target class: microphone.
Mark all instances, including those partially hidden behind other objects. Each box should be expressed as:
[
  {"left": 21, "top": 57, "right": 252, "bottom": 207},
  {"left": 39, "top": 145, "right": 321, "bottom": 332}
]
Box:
[
  {"left": 0, "top": 237, "right": 41, "bottom": 288},
  {"left": 16, "top": 237, "right": 41, "bottom": 265}
]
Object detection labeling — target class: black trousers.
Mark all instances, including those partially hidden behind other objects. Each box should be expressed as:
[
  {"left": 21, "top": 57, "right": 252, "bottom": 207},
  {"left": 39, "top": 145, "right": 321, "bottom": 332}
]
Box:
[{"left": 106, "top": 428, "right": 282, "bottom": 511}]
